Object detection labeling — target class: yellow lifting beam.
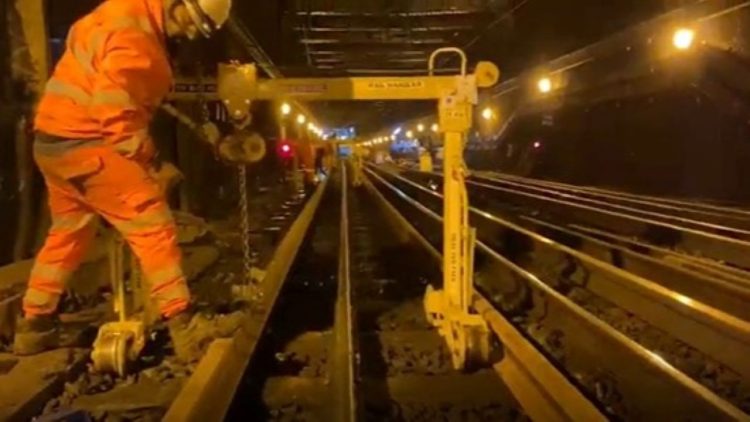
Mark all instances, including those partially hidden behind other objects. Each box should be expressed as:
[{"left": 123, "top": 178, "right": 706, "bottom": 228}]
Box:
[{"left": 217, "top": 49, "right": 500, "bottom": 370}]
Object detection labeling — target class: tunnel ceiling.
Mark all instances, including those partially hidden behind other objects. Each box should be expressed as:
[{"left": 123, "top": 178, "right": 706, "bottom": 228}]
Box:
[
  {"left": 233, "top": 0, "right": 696, "bottom": 134},
  {"left": 46, "top": 0, "right": 701, "bottom": 134},
  {"left": 285, "top": 2, "right": 503, "bottom": 76}
]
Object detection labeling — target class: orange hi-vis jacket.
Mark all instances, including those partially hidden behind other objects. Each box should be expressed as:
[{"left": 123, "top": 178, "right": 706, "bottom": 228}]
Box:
[
  {"left": 24, "top": 0, "right": 190, "bottom": 320},
  {"left": 35, "top": 0, "right": 172, "bottom": 162}
]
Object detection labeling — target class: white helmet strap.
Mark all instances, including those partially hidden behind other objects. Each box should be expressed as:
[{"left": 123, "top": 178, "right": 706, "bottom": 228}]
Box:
[{"left": 183, "top": 0, "right": 216, "bottom": 38}]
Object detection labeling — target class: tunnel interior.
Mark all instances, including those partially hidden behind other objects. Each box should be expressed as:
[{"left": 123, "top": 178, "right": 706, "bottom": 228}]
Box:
[
  {"left": 3, "top": 0, "right": 750, "bottom": 265},
  {"left": 3, "top": 1, "right": 750, "bottom": 420}
]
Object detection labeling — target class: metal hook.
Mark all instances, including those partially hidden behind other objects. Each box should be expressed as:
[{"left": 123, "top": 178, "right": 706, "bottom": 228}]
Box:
[{"left": 428, "top": 48, "right": 468, "bottom": 77}]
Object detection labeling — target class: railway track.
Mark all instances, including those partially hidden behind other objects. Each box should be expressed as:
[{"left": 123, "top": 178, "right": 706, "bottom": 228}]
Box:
[
  {"left": 475, "top": 171, "right": 750, "bottom": 231},
  {"left": 404, "top": 167, "right": 750, "bottom": 271},
  {"left": 7, "top": 163, "right": 750, "bottom": 420},
  {"left": 367, "top": 165, "right": 750, "bottom": 420},
  {"left": 227, "top": 167, "right": 523, "bottom": 420}
]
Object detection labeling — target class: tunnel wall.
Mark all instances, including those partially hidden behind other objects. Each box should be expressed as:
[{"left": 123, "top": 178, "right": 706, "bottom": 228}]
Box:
[
  {"left": 467, "top": 2, "right": 750, "bottom": 204},
  {"left": 470, "top": 86, "right": 750, "bottom": 203}
]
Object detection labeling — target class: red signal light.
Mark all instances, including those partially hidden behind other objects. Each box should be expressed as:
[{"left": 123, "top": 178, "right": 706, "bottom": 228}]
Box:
[{"left": 277, "top": 140, "right": 295, "bottom": 159}]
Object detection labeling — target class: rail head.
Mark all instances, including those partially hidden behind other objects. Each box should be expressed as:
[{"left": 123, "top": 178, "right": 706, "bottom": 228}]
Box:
[
  {"left": 331, "top": 164, "right": 358, "bottom": 422},
  {"left": 163, "top": 179, "right": 330, "bottom": 422}
]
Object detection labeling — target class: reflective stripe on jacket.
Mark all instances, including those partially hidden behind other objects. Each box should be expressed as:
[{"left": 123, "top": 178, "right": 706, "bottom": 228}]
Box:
[{"left": 34, "top": 0, "right": 172, "bottom": 161}]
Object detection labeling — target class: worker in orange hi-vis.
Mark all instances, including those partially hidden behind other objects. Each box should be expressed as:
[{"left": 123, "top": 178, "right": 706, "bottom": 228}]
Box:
[{"left": 13, "top": 0, "right": 233, "bottom": 363}]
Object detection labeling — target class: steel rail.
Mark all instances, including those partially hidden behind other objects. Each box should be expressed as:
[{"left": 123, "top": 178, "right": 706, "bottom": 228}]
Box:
[
  {"left": 477, "top": 171, "right": 750, "bottom": 220},
  {"left": 561, "top": 223, "right": 750, "bottom": 287},
  {"left": 464, "top": 176, "right": 750, "bottom": 242},
  {"left": 371, "top": 165, "right": 750, "bottom": 379},
  {"left": 411, "top": 165, "right": 750, "bottom": 286},
  {"left": 519, "top": 214, "right": 750, "bottom": 319},
  {"left": 417, "top": 166, "right": 750, "bottom": 230},
  {"left": 445, "top": 174, "right": 750, "bottom": 269},
  {"left": 331, "top": 164, "right": 358, "bottom": 422},
  {"left": 364, "top": 167, "right": 750, "bottom": 421},
  {"left": 469, "top": 172, "right": 750, "bottom": 233},
  {"left": 163, "top": 178, "right": 330, "bottom": 422}
]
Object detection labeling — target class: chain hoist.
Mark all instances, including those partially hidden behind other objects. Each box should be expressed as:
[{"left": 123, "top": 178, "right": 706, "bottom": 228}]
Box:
[
  {"left": 237, "top": 163, "right": 252, "bottom": 284},
  {"left": 198, "top": 72, "right": 211, "bottom": 125}
]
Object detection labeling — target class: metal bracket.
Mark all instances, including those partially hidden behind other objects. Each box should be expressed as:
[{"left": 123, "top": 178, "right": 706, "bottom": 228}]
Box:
[
  {"left": 91, "top": 235, "right": 149, "bottom": 376},
  {"left": 211, "top": 48, "right": 500, "bottom": 370}
]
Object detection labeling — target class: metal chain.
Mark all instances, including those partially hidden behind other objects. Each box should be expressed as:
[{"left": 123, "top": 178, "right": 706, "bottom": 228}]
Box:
[
  {"left": 198, "top": 70, "right": 211, "bottom": 124},
  {"left": 238, "top": 164, "right": 252, "bottom": 284}
]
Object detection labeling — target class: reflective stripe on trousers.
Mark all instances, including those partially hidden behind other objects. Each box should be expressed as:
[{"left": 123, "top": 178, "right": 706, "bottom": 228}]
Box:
[
  {"left": 149, "top": 263, "right": 190, "bottom": 318},
  {"left": 51, "top": 212, "right": 99, "bottom": 232}
]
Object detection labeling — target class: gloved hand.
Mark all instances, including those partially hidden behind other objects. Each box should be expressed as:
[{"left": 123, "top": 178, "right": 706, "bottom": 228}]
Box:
[{"left": 150, "top": 161, "right": 184, "bottom": 196}]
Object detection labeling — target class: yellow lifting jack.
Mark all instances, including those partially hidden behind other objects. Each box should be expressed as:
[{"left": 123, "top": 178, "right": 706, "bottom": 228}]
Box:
[{"left": 216, "top": 48, "right": 500, "bottom": 370}]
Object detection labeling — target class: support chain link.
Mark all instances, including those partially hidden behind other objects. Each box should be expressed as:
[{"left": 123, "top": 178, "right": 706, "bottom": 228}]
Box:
[{"left": 238, "top": 164, "right": 253, "bottom": 284}]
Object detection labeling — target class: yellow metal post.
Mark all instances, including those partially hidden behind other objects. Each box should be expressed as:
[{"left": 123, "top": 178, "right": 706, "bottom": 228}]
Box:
[
  {"left": 442, "top": 131, "right": 467, "bottom": 310},
  {"left": 423, "top": 49, "right": 492, "bottom": 369}
]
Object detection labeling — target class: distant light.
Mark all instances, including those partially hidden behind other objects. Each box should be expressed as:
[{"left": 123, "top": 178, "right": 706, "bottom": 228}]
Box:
[
  {"left": 297, "top": 114, "right": 306, "bottom": 124},
  {"left": 673, "top": 28, "right": 695, "bottom": 50},
  {"left": 533, "top": 141, "right": 542, "bottom": 149},
  {"left": 431, "top": 123, "right": 439, "bottom": 133},
  {"left": 406, "top": 130, "right": 414, "bottom": 139},
  {"left": 308, "top": 123, "right": 316, "bottom": 132},
  {"left": 281, "top": 103, "right": 292, "bottom": 116},
  {"left": 481, "top": 107, "right": 494, "bottom": 121},
  {"left": 391, "top": 135, "right": 397, "bottom": 141},
  {"left": 538, "top": 78, "right": 552, "bottom": 94},
  {"left": 393, "top": 127, "right": 402, "bottom": 136},
  {"left": 417, "top": 123, "right": 425, "bottom": 132},
  {"left": 281, "top": 144, "right": 291, "bottom": 153}
]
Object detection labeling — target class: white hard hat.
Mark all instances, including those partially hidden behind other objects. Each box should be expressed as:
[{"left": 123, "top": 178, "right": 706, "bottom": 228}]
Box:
[{"left": 183, "top": 0, "right": 232, "bottom": 38}]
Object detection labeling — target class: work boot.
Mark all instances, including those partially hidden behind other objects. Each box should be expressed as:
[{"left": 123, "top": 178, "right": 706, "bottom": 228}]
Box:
[
  {"left": 167, "top": 311, "right": 245, "bottom": 363},
  {"left": 13, "top": 314, "right": 60, "bottom": 356}
]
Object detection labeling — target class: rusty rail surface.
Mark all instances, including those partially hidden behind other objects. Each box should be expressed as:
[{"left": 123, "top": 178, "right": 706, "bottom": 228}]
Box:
[{"left": 163, "top": 179, "right": 329, "bottom": 422}]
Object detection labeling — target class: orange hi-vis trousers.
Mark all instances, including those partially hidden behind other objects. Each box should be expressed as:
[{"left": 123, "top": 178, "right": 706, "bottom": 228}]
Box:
[{"left": 24, "top": 138, "right": 190, "bottom": 319}]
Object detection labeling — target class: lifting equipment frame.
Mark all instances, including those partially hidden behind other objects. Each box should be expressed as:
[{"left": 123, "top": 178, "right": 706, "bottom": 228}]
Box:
[{"left": 217, "top": 48, "right": 500, "bottom": 369}]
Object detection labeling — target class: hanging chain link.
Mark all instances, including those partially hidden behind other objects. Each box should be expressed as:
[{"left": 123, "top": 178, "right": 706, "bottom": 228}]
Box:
[
  {"left": 238, "top": 164, "right": 253, "bottom": 284},
  {"left": 198, "top": 69, "right": 211, "bottom": 124},
  {"left": 200, "top": 97, "right": 211, "bottom": 124}
]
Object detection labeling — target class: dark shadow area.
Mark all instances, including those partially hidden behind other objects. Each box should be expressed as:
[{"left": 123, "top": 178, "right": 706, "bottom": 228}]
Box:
[{"left": 227, "top": 176, "right": 341, "bottom": 419}]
